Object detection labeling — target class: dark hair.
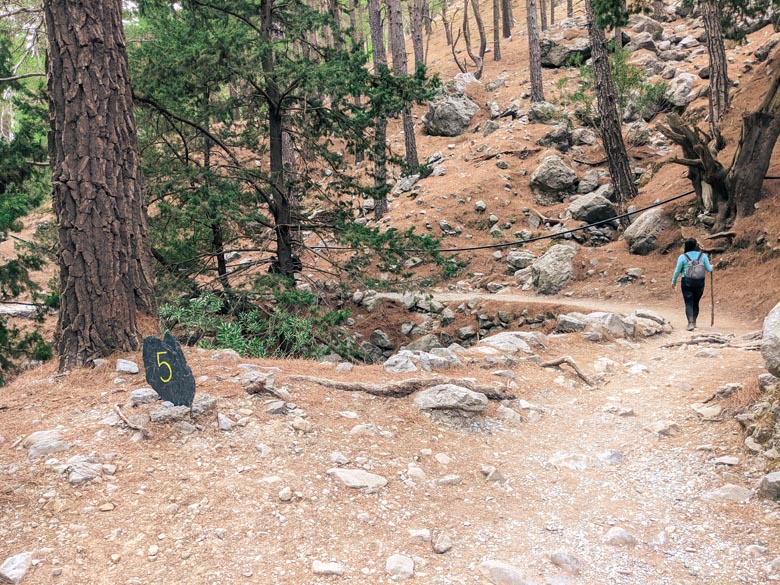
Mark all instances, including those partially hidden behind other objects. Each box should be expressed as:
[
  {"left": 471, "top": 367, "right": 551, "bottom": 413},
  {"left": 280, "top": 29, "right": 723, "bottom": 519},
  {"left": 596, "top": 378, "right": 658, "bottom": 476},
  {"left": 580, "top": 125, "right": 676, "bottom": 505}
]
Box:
[{"left": 684, "top": 238, "right": 699, "bottom": 253}]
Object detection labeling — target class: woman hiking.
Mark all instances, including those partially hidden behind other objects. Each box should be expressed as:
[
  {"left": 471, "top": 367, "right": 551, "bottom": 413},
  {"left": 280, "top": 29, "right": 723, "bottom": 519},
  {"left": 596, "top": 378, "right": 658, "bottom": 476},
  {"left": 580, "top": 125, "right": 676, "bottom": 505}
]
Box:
[{"left": 671, "top": 238, "right": 713, "bottom": 331}]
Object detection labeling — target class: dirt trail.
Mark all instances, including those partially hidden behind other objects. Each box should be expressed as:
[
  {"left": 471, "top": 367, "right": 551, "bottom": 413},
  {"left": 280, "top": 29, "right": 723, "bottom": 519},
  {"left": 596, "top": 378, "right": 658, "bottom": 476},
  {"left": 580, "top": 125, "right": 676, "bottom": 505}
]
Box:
[{"left": 1, "top": 290, "right": 775, "bottom": 585}]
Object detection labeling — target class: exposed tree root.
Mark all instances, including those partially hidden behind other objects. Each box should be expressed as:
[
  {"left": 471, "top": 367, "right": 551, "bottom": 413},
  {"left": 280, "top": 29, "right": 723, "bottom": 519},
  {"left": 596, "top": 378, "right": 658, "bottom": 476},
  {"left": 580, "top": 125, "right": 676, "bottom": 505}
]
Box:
[
  {"left": 286, "top": 375, "right": 515, "bottom": 400},
  {"left": 539, "top": 356, "right": 595, "bottom": 386}
]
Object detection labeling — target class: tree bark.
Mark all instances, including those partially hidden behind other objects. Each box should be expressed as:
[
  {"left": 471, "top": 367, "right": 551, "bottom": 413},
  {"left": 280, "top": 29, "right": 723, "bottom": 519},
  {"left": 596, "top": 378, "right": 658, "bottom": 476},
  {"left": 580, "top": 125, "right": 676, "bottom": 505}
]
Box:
[
  {"left": 540, "top": 0, "right": 548, "bottom": 31},
  {"left": 368, "top": 0, "right": 389, "bottom": 218},
  {"left": 526, "top": 0, "right": 545, "bottom": 102},
  {"left": 550, "top": 0, "right": 555, "bottom": 25},
  {"left": 567, "top": 0, "right": 573, "bottom": 18},
  {"left": 502, "top": 0, "right": 513, "bottom": 37},
  {"left": 442, "top": 4, "right": 454, "bottom": 46},
  {"left": 585, "top": 0, "right": 637, "bottom": 211},
  {"left": 44, "top": 0, "right": 158, "bottom": 370},
  {"left": 462, "top": 0, "right": 487, "bottom": 79},
  {"left": 349, "top": 0, "right": 365, "bottom": 164},
  {"left": 493, "top": 0, "right": 502, "bottom": 60},
  {"left": 388, "top": 0, "right": 418, "bottom": 169},
  {"left": 409, "top": 0, "right": 425, "bottom": 71},
  {"left": 701, "top": 0, "right": 729, "bottom": 150}
]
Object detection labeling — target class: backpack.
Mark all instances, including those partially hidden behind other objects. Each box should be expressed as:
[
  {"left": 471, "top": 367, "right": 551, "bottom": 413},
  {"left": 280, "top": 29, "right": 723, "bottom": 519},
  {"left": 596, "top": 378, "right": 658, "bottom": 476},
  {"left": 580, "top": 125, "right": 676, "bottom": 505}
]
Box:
[{"left": 684, "top": 252, "right": 706, "bottom": 279}]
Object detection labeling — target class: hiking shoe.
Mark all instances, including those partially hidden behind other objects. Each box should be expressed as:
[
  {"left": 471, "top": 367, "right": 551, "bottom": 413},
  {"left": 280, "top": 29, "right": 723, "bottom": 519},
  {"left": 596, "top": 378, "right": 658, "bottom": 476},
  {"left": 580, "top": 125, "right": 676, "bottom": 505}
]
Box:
[{"left": 687, "top": 322, "right": 695, "bottom": 331}]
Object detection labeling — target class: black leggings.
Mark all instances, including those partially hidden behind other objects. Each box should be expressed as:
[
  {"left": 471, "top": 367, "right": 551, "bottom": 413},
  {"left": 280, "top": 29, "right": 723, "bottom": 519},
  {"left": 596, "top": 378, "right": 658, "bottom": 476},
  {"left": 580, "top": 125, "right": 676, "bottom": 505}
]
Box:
[{"left": 681, "top": 277, "right": 706, "bottom": 324}]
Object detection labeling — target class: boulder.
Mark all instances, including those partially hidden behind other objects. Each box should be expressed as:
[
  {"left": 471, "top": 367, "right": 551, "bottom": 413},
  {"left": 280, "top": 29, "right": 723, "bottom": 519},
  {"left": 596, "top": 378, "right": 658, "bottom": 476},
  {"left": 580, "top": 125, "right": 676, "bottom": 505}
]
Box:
[
  {"left": 414, "top": 384, "right": 488, "bottom": 412},
  {"left": 759, "top": 471, "right": 780, "bottom": 500},
  {"left": 577, "top": 168, "right": 602, "bottom": 194},
  {"left": 629, "top": 14, "right": 664, "bottom": 40},
  {"left": 623, "top": 207, "right": 671, "bottom": 255},
  {"left": 755, "top": 38, "right": 780, "bottom": 62},
  {"left": 479, "top": 332, "right": 534, "bottom": 354},
  {"left": 422, "top": 80, "right": 479, "bottom": 137},
  {"left": 535, "top": 123, "right": 571, "bottom": 149},
  {"left": 624, "top": 31, "right": 658, "bottom": 53},
  {"left": 626, "top": 121, "right": 652, "bottom": 146},
  {"left": 571, "top": 127, "right": 597, "bottom": 146},
  {"left": 528, "top": 101, "right": 558, "bottom": 123},
  {"left": 530, "top": 156, "right": 579, "bottom": 205},
  {"left": 556, "top": 313, "right": 587, "bottom": 333},
  {"left": 404, "top": 333, "right": 443, "bottom": 352},
  {"left": 540, "top": 36, "right": 591, "bottom": 68},
  {"left": 506, "top": 250, "right": 536, "bottom": 271},
  {"left": 531, "top": 244, "right": 577, "bottom": 295},
  {"left": 667, "top": 72, "right": 698, "bottom": 107},
  {"left": 762, "top": 302, "right": 780, "bottom": 378},
  {"left": 567, "top": 193, "right": 617, "bottom": 223}
]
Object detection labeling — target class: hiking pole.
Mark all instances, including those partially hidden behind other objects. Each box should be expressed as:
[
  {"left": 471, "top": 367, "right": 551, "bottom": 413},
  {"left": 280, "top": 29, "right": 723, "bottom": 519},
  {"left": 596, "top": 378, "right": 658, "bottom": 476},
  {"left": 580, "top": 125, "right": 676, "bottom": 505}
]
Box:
[{"left": 710, "top": 269, "right": 715, "bottom": 327}]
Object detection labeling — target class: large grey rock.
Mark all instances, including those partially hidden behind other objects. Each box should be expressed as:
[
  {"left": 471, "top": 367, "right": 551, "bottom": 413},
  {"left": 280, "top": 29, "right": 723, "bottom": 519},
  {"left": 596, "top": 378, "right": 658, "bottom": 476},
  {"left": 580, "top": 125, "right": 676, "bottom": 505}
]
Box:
[
  {"left": 583, "top": 312, "right": 634, "bottom": 339},
  {"left": 531, "top": 244, "right": 577, "bottom": 295},
  {"left": 623, "top": 207, "right": 671, "bottom": 255},
  {"left": 383, "top": 353, "right": 418, "bottom": 373},
  {"left": 130, "top": 387, "right": 159, "bottom": 406},
  {"left": 540, "top": 36, "right": 591, "bottom": 68},
  {"left": 629, "top": 14, "right": 664, "bottom": 39},
  {"left": 624, "top": 31, "right": 657, "bottom": 53},
  {"left": 571, "top": 127, "right": 597, "bottom": 146},
  {"left": 0, "top": 552, "right": 32, "bottom": 584},
  {"left": 370, "top": 329, "right": 394, "bottom": 350},
  {"left": 762, "top": 302, "right": 780, "bottom": 378},
  {"left": 567, "top": 193, "right": 617, "bottom": 223},
  {"left": 414, "top": 384, "right": 488, "bottom": 412},
  {"left": 115, "top": 359, "right": 139, "bottom": 374},
  {"left": 556, "top": 313, "right": 587, "bottom": 333},
  {"left": 668, "top": 72, "right": 698, "bottom": 107},
  {"left": 404, "top": 334, "right": 443, "bottom": 352},
  {"left": 479, "top": 560, "right": 534, "bottom": 585},
  {"left": 530, "top": 156, "right": 579, "bottom": 205},
  {"left": 759, "top": 472, "right": 780, "bottom": 500},
  {"left": 385, "top": 555, "right": 414, "bottom": 581},
  {"left": 528, "top": 101, "right": 558, "bottom": 123},
  {"left": 506, "top": 250, "right": 536, "bottom": 272},
  {"left": 422, "top": 80, "right": 479, "bottom": 137},
  {"left": 702, "top": 483, "right": 754, "bottom": 503},
  {"left": 479, "top": 332, "right": 534, "bottom": 354},
  {"left": 66, "top": 455, "right": 103, "bottom": 485},
  {"left": 23, "top": 430, "right": 71, "bottom": 460},
  {"left": 327, "top": 468, "right": 388, "bottom": 490}
]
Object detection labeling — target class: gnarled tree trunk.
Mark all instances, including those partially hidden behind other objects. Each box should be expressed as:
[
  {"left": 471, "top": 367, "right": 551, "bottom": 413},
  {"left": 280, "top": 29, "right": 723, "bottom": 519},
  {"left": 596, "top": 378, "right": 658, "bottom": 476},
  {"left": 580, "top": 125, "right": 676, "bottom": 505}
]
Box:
[
  {"left": 44, "top": 0, "right": 158, "bottom": 370},
  {"left": 462, "top": 0, "right": 487, "bottom": 79},
  {"left": 585, "top": 0, "right": 637, "bottom": 211},
  {"left": 659, "top": 66, "right": 780, "bottom": 231},
  {"left": 526, "top": 0, "right": 544, "bottom": 102}
]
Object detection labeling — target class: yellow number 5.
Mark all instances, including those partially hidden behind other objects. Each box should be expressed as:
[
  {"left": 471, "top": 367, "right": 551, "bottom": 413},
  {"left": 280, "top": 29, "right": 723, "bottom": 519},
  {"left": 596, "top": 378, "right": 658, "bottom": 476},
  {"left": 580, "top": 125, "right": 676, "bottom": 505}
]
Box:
[{"left": 157, "top": 351, "right": 173, "bottom": 383}]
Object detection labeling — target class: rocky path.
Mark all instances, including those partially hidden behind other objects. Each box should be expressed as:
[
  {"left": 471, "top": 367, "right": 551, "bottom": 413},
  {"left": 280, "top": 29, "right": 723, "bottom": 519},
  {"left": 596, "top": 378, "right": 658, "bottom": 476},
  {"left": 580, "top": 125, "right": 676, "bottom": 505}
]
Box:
[{"left": 1, "top": 294, "right": 776, "bottom": 585}]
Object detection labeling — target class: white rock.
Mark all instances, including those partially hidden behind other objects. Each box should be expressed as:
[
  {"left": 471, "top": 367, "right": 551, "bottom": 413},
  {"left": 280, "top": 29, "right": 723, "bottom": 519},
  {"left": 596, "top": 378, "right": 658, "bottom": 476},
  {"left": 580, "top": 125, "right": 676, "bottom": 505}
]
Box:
[
  {"left": 479, "top": 560, "right": 533, "bottom": 584},
  {"left": 413, "top": 384, "right": 488, "bottom": 412},
  {"left": 130, "top": 387, "right": 159, "bottom": 405},
  {"left": 217, "top": 413, "right": 234, "bottom": 431},
  {"left": 327, "top": 468, "right": 387, "bottom": 490},
  {"left": 385, "top": 554, "right": 414, "bottom": 580},
  {"left": 115, "top": 359, "right": 139, "bottom": 374},
  {"left": 330, "top": 451, "right": 350, "bottom": 465},
  {"left": 702, "top": 483, "right": 754, "bottom": 503},
  {"left": 278, "top": 487, "right": 293, "bottom": 502},
  {"left": 550, "top": 551, "right": 582, "bottom": 575},
  {"left": 0, "top": 552, "right": 32, "bottom": 584},
  {"left": 604, "top": 526, "right": 637, "bottom": 546},
  {"left": 432, "top": 532, "right": 453, "bottom": 554},
  {"left": 312, "top": 560, "right": 345, "bottom": 576},
  {"left": 23, "top": 430, "right": 71, "bottom": 460}
]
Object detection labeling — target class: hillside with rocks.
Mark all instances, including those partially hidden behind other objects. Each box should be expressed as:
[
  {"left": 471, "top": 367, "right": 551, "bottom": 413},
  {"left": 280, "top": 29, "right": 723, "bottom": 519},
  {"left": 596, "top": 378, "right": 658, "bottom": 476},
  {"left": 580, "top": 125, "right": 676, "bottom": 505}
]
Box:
[{"left": 3, "top": 0, "right": 780, "bottom": 584}]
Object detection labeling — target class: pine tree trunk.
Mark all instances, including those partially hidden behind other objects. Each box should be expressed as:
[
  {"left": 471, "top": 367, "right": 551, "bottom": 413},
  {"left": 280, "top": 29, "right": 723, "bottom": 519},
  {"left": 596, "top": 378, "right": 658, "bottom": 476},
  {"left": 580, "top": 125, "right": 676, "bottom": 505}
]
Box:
[
  {"left": 567, "top": 0, "right": 573, "bottom": 17},
  {"left": 540, "top": 0, "right": 548, "bottom": 31},
  {"left": 550, "top": 0, "right": 555, "bottom": 25},
  {"left": 368, "top": 0, "right": 389, "bottom": 218},
  {"left": 424, "top": 0, "right": 433, "bottom": 35},
  {"left": 701, "top": 0, "right": 729, "bottom": 149},
  {"left": 493, "top": 0, "right": 502, "bottom": 60},
  {"left": 502, "top": 0, "right": 513, "bottom": 37},
  {"left": 442, "top": 5, "right": 454, "bottom": 46},
  {"left": 409, "top": 0, "right": 425, "bottom": 71},
  {"left": 44, "top": 0, "right": 157, "bottom": 370},
  {"left": 388, "top": 0, "right": 418, "bottom": 169},
  {"left": 349, "top": 0, "right": 365, "bottom": 164},
  {"left": 585, "top": 0, "right": 637, "bottom": 211},
  {"left": 526, "top": 0, "right": 545, "bottom": 102},
  {"left": 462, "top": 0, "right": 486, "bottom": 79}
]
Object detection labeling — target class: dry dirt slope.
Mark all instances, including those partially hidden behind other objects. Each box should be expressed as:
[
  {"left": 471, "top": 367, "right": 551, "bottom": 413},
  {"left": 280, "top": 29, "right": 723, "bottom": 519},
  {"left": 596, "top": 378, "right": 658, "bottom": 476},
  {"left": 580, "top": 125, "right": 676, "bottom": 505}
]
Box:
[{"left": 1, "top": 296, "right": 779, "bottom": 585}]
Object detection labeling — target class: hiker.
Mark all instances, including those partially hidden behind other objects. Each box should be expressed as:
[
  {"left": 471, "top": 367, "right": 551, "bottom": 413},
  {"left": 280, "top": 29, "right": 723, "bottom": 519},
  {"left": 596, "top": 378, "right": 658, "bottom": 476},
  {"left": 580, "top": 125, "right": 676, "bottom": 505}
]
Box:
[{"left": 671, "top": 238, "right": 713, "bottom": 331}]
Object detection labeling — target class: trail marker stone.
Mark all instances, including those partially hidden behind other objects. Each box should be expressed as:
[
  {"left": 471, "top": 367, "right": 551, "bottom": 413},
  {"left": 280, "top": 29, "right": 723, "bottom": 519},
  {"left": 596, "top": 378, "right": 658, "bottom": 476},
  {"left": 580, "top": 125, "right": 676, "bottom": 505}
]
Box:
[{"left": 143, "top": 333, "right": 196, "bottom": 407}]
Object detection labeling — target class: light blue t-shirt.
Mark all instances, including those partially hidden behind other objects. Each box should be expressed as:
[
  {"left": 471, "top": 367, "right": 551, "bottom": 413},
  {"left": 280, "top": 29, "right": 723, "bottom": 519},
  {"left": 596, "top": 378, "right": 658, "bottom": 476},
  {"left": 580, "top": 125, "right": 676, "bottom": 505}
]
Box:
[{"left": 672, "top": 251, "right": 713, "bottom": 284}]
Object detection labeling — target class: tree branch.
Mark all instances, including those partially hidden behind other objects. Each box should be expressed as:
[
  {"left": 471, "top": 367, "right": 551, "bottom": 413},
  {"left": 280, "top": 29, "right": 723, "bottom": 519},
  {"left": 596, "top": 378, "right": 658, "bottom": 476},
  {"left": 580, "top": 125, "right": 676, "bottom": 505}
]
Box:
[{"left": 0, "top": 72, "right": 45, "bottom": 83}]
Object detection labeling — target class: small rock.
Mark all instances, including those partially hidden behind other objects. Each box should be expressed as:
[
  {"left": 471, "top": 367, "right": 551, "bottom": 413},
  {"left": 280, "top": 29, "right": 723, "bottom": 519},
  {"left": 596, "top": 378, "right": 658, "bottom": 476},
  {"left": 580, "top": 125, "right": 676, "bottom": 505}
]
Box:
[
  {"left": 385, "top": 554, "right": 414, "bottom": 581},
  {"left": 702, "top": 483, "right": 754, "bottom": 503},
  {"left": 327, "top": 468, "right": 387, "bottom": 490},
  {"left": 437, "top": 474, "right": 462, "bottom": 486},
  {"left": 291, "top": 417, "right": 312, "bottom": 433},
  {"left": 0, "top": 552, "right": 32, "bottom": 584},
  {"left": 604, "top": 527, "right": 637, "bottom": 547},
  {"left": 130, "top": 388, "right": 158, "bottom": 406},
  {"left": 432, "top": 532, "right": 453, "bottom": 554},
  {"left": 217, "top": 413, "right": 234, "bottom": 431},
  {"left": 550, "top": 551, "right": 582, "bottom": 575},
  {"left": 713, "top": 456, "right": 739, "bottom": 466},
  {"left": 478, "top": 560, "right": 530, "bottom": 584},
  {"left": 646, "top": 420, "right": 680, "bottom": 436},
  {"left": 759, "top": 472, "right": 780, "bottom": 500},
  {"left": 115, "top": 359, "right": 139, "bottom": 374},
  {"left": 278, "top": 487, "right": 293, "bottom": 502},
  {"left": 312, "top": 561, "right": 345, "bottom": 576}
]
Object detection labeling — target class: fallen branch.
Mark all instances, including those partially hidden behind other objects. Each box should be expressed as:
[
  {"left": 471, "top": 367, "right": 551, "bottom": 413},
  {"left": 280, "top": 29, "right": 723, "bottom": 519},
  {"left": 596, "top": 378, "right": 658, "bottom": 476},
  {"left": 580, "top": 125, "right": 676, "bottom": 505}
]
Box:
[
  {"left": 661, "top": 334, "right": 733, "bottom": 348},
  {"left": 286, "top": 375, "right": 514, "bottom": 400},
  {"left": 571, "top": 156, "right": 608, "bottom": 166},
  {"left": 529, "top": 207, "right": 562, "bottom": 226},
  {"left": 539, "top": 356, "right": 595, "bottom": 386},
  {"left": 114, "top": 404, "right": 153, "bottom": 439},
  {"left": 704, "top": 231, "right": 736, "bottom": 240}
]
